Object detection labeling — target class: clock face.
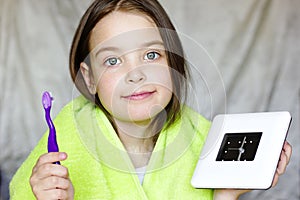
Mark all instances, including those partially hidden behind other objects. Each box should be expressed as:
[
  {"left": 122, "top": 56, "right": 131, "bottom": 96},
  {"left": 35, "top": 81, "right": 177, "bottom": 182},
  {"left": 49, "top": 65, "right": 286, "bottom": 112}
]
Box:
[{"left": 216, "top": 132, "right": 262, "bottom": 161}]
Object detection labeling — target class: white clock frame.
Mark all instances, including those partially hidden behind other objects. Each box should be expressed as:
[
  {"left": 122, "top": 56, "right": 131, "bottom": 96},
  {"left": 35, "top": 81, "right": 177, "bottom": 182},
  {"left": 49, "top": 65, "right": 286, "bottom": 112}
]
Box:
[{"left": 191, "top": 111, "right": 291, "bottom": 189}]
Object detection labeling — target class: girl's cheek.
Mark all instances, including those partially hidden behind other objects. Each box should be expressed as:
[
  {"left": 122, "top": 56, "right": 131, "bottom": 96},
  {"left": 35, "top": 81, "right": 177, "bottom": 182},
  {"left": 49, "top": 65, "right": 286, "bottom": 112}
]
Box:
[
  {"left": 96, "top": 75, "right": 119, "bottom": 98},
  {"left": 150, "top": 66, "right": 172, "bottom": 89}
]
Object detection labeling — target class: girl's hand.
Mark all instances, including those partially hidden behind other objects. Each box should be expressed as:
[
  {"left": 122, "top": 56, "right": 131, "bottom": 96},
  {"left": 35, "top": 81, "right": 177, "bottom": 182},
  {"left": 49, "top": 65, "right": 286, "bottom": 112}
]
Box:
[
  {"left": 213, "top": 141, "right": 292, "bottom": 200},
  {"left": 271, "top": 141, "right": 292, "bottom": 187},
  {"left": 30, "top": 152, "right": 74, "bottom": 200}
]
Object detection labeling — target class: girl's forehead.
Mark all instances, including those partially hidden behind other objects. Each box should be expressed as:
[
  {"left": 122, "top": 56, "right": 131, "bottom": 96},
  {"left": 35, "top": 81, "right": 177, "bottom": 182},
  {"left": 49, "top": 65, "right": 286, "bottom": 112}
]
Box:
[
  {"left": 90, "top": 29, "right": 164, "bottom": 57},
  {"left": 89, "top": 11, "right": 163, "bottom": 53}
]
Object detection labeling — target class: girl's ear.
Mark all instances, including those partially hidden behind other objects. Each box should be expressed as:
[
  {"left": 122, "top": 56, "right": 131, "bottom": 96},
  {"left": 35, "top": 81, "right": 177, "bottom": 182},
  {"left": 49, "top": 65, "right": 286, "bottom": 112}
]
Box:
[{"left": 80, "top": 62, "right": 96, "bottom": 94}]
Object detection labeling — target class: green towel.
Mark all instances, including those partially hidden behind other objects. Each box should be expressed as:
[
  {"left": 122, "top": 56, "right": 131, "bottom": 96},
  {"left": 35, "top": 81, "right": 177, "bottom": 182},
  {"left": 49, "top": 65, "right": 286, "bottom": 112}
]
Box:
[{"left": 10, "top": 95, "right": 213, "bottom": 199}]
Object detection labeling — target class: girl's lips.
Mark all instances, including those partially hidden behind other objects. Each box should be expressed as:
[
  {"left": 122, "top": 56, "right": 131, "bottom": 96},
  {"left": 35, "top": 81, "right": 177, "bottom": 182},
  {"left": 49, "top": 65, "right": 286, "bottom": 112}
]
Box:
[{"left": 122, "top": 91, "right": 156, "bottom": 101}]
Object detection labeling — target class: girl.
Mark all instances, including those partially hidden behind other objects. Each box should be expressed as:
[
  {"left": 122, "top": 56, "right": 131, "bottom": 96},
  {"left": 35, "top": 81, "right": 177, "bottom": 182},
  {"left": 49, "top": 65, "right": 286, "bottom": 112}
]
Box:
[{"left": 10, "top": 0, "right": 291, "bottom": 199}]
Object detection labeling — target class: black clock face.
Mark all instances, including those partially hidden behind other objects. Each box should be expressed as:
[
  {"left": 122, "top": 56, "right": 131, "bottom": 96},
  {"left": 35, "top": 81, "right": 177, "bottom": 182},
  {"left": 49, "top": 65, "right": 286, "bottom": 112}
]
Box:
[{"left": 216, "top": 132, "right": 262, "bottom": 161}]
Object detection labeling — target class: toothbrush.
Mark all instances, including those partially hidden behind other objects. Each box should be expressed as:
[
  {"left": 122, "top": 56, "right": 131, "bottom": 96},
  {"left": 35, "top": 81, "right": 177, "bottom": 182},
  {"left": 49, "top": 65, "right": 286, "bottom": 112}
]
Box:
[{"left": 42, "top": 91, "right": 60, "bottom": 165}]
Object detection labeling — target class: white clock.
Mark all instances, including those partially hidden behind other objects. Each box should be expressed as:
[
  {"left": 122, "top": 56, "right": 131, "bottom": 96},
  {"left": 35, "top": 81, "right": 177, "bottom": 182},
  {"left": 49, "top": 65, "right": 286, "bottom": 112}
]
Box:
[{"left": 191, "top": 111, "right": 291, "bottom": 189}]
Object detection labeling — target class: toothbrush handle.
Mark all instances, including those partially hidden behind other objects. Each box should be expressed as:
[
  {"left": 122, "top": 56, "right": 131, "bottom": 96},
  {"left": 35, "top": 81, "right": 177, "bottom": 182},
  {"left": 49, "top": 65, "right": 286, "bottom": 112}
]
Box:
[{"left": 45, "top": 109, "right": 60, "bottom": 165}]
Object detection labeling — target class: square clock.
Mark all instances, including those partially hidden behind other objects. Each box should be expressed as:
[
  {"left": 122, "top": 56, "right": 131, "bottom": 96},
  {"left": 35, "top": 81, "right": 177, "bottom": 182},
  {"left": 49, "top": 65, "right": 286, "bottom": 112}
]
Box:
[{"left": 191, "top": 111, "right": 291, "bottom": 189}]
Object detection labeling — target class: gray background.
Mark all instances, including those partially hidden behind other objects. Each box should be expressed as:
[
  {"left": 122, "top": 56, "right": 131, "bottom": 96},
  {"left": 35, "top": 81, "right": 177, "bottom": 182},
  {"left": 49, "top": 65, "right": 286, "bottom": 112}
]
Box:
[{"left": 0, "top": 0, "right": 299, "bottom": 199}]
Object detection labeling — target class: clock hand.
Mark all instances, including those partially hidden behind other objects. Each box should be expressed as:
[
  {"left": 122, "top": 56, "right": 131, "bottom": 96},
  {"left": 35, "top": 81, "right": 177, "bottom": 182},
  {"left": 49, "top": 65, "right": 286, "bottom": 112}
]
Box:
[
  {"left": 237, "top": 147, "right": 245, "bottom": 161},
  {"left": 237, "top": 136, "right": 247, "bottom": 161},
  {"left": 227, "top": 147, "right": 244, "bottom": 161},
  {"left": 227, "top": 137, "right": 248, "bottom": 161},
  {"left": 240, "top": 136, "right": 247, "bottom": 148},
  {"left": 228, "top": 148, "right": 240, "bottom": 150}
]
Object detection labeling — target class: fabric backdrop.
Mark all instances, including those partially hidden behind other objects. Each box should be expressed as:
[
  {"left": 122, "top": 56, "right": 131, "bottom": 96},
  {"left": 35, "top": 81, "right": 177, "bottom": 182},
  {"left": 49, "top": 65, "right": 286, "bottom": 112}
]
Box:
[{"left": 0, "top": 0, "right": 299, "bottom": 199}]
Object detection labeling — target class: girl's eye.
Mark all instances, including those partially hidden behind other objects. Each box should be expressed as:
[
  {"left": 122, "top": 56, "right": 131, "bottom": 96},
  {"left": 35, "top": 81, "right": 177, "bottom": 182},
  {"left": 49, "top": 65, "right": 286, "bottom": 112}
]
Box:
[
  {"left": 104, "top": 57, "right": 121, "bottom": 66},
  {"left": 144, "top": 51, "right": 160, "bottom": 61}
]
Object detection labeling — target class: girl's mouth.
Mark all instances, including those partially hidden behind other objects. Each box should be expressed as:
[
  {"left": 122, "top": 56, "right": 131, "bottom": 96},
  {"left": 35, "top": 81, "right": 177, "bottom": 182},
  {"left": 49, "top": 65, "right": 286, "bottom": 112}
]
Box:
[{"left": 122, "top": 90, "right": 156, "bottom": 101}]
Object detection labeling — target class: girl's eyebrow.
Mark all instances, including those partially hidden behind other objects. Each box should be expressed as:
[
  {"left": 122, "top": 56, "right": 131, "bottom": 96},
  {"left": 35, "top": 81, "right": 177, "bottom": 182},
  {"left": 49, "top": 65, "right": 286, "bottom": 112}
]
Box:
[
  {"left": 141, "top": 40, "right": 164, "bottom": 48},
  {"left": 95, "top": 46, "right": 120, "bottom": 57},
  {"left": 95, "top": 40, "right": 165, "bottom": 57}
]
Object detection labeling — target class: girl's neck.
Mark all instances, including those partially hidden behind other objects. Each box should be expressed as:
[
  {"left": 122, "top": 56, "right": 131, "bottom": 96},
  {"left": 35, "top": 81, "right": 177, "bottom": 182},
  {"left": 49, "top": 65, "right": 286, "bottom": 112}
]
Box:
[{"left": 114, "top": 119, "right": 157, "bottom": 168}]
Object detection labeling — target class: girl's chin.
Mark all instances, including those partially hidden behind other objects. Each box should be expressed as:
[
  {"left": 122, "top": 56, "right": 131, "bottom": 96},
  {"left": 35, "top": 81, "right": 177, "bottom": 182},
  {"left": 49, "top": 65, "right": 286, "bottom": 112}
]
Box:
[{"left": 130, "top": 105, "right": 166, "bottom": 121}]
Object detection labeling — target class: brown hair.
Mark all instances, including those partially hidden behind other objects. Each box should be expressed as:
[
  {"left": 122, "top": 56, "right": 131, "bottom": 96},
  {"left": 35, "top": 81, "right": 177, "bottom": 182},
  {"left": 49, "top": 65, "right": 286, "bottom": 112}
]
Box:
[{"left": 69, "top": 0, "right": 189, "bottom": 129}]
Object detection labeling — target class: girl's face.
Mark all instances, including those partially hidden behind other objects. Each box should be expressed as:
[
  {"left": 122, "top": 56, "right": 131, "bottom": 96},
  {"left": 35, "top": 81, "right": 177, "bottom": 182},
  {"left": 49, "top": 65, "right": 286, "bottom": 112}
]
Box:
[{"left": 81, "top": 11, "right": 173, "bottom": 126}]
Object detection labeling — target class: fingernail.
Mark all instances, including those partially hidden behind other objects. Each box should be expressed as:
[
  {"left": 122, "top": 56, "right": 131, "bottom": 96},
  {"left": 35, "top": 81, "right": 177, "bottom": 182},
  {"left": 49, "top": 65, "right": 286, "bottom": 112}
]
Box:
[{"left": 59, "top": 152, "right": 67, "bottom": 159}]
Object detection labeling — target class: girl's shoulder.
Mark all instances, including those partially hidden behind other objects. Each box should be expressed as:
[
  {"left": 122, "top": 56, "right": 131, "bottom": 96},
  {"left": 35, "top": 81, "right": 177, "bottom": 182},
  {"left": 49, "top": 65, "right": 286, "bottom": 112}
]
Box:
[
  {"left": 181, "top": 105, "right": 211, "bottom": 132},
  {"left": 55, "top": 95, "right": 91, "bottom": 120}
]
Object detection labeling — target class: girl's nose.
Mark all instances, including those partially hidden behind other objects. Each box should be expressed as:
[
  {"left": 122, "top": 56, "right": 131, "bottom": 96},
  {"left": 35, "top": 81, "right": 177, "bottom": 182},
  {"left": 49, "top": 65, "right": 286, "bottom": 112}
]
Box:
[
  {"left": 124, "top": 53, "right": 147, "bottom": 84},
  {"left": 125, "top": 67, "right": 146, "bottom": 84}
]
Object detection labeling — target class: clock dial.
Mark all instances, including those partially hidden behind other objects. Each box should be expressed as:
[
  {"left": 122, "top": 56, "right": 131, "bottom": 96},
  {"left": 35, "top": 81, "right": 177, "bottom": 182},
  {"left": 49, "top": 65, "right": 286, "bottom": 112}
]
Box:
[{"left": 216, "top": 132, "right": 262, "bottom": 161}]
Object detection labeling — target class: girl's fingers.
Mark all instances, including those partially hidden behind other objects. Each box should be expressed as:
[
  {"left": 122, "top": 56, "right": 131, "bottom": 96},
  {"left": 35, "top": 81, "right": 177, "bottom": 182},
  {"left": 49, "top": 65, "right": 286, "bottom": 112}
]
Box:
[
  {"left": 32, "top": 152, "right": 68, "bottom": 175},
  {"left": 34, "top": 188, "right": 69, "bottom": 200},
  {"left": 271, "top": 141, "right": 292, "bottom": 187},
  {"left": 30, "top": 166, "right": 69, "bottom": 190},
  {"left": 272, "top": 172, "right": 279, "bottom": 187},
  {"left": 34, "top": 152, "right": 67, "bottom": 168},
  {"left": 30, "top": 153, "right": 70, "bottom": 189},
  {"left": 41, "top": 176, "right": 71, "bottom": 190},
  {"left": 30, "top": 173, "right": 74, "bottom": 200},
  {"left": 283, "top": 141, "right": 292, "bottom": 164},
  {"left": 30, "top": 152, "right": 74, "bottom": 200},
  {"left": 277, "top": 151, "right": 288, "bottom": 175},
  {"left": 277, "top": 141, "right": 292, "bottom": 175},
  {"left": 35, "top": 164, "right": 70, "bottom": 180}
]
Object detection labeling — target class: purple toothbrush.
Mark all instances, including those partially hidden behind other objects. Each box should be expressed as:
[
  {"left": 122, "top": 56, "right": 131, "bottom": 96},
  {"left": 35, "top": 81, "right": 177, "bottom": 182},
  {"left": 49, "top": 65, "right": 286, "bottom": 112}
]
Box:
[{"left": 42, "top": 91, "right": 60, "bottom": 165}]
